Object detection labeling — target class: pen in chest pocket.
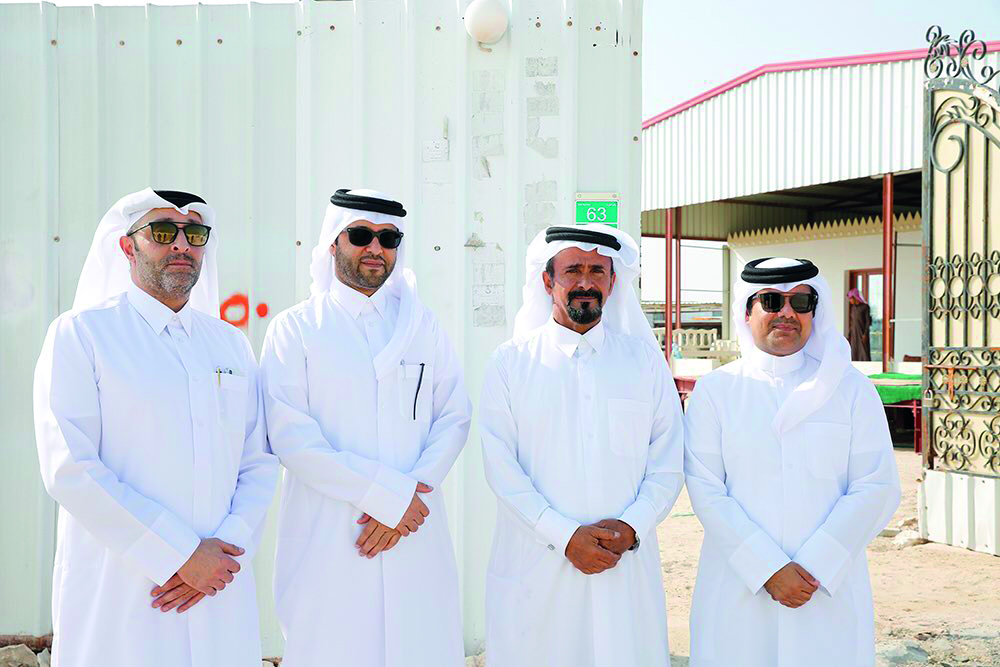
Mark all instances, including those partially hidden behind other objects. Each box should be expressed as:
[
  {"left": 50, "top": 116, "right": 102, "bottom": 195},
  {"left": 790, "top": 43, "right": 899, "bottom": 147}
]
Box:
[
  {"left": 403, "top": 361, "right": 427, "bottom": 420},
  {"left": 215, "top": 366, "right": 234, "bottom": 386}
]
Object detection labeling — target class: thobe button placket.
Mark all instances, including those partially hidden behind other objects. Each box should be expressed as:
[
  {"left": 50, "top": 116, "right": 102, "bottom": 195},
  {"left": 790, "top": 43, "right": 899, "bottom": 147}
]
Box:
[
  {"left": 166, "top": 320, "right": 212, "bottom": 530},
  {"left": 574, "top": 339, "right": 599, "bottom": 517}
]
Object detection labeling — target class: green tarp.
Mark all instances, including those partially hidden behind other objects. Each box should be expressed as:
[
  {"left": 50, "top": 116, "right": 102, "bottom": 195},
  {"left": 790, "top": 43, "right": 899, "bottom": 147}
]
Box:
[{"left": 867, "top": 372, "right": 922, "bottom": 405}]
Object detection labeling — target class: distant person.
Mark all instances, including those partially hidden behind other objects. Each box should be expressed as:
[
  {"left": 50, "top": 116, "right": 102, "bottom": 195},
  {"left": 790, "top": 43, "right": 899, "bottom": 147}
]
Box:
[{"left": 847, "top": 287, "right": 872, "bottom": 361}]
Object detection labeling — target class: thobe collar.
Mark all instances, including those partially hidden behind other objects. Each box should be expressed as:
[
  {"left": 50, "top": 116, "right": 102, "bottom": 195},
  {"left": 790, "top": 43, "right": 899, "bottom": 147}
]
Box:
[
  {"left": 546, "top": 317, "right": 607, "bottom": 357},
  {"left": 126, "top": 282, "right": 194, "bottom": 336},
  {"left": 329, "top": 276, "right": 389, "bottom": 320},
  {"left": 744, "top": 343, "right": 806, "bottom": 377}
]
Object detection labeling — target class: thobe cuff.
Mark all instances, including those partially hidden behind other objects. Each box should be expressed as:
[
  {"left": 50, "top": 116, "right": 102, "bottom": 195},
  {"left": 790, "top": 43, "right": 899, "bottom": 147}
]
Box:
[
  {"left": 618, "top": 499, "right": 656, "bottom": 543},
  {"left": 729, "top": 529, "right": 791, "bottom": 594},
  {"left": 358, "top": 464, "right": 418, "bottom": 528},
  {"left": 793, "top": 528, "right": 851, "bottom": 596},
  {"left": 535, "top": 507, "right": 580, "bottom": 555},
  {"left": 123, "top": 510, "right": 201, "bottom": 587},
  {"left": 212, "top": 515, "right": 254, "bottom": 558}
]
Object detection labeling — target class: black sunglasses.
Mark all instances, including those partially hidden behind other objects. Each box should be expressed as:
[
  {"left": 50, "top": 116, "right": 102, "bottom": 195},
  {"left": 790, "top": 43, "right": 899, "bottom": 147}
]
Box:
[
  {"left": 127, "top": 220, "right": 212, "bottom": 247},
  {"left": 343, "top": 226, "right": 404, "bottom": 249},
  {"left": 751, "top": 291, "right": 818, "bottom": 314}
]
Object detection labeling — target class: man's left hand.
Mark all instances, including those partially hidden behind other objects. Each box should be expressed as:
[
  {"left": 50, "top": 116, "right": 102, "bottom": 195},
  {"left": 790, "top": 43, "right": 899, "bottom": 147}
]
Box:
[
  {"left": 594, "top": 519, "right": 636, "bottom": 555},
  {"left": 356, "top": 514, "right": 402, "bottom": 558},
  {"left": 151, "top": 574, "right": 207, "bottom": 613}
]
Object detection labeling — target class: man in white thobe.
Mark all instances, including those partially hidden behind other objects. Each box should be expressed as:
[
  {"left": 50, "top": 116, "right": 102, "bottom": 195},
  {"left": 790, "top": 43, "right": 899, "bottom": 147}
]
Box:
[
  {"left": 684, "top": 257, "right": 902, "bottom": 667},
  {"left": 33, "top": 188, "right": 279, "bottom": 667},
  {"left": 480, "top": 224, "right": 685, "bottom": 667},
  {"left": 261, "top": 189, "right": 472, "bottom": 667}
]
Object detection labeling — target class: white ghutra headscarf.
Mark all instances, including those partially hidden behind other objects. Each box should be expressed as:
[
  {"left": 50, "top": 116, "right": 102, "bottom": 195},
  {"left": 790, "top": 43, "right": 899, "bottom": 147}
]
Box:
[
  {"left": 513, "top": 224, "right": 658, "bottom": 350},
  {"left": 73, "top": 187, "right": 219, "bottom": 317},
  {"left": 733, "top": 257, "right": 852, "bottom": 435},
  {"left": 308, "top": 188, "right": 423, "bottom": 380}
]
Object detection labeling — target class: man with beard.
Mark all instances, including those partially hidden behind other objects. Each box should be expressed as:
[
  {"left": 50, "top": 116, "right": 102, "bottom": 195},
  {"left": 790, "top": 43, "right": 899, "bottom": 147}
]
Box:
[
  {"left": 479, "top": 224, "right": 685, "bottom": 666},
  {"left": 33, "top": 188, "right": 278, "bottom": 666},
  {"left": 260, "top": 189, "right": 471, "bottom": 667},
  {"left": 684, "top": 258, "right": 900, "bottom": 667}
]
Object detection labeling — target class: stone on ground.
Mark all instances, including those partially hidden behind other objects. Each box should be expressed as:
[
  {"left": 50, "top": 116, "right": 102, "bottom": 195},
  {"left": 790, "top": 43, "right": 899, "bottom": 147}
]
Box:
[
  {"left": 877, "top": 639, "right": 930, "bottom": 664},
  {"left": 0, "top": 645, "right": 39, "bottom": 667}
]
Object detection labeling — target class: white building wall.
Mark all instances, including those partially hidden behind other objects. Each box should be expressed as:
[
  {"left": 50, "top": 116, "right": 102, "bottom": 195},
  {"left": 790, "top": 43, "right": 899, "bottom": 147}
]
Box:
[
  {"left": 0, "top": 0, "right": 644, "bottom": 656},
  {"left": 728, "top": 230, "right": 922, "bottom": 361}
]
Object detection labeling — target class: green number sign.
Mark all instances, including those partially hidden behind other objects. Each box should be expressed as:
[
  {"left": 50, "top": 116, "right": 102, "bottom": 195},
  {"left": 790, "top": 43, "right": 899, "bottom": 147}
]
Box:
[{"left": 575, "top": 200, "right": 619, "bottom": 226}]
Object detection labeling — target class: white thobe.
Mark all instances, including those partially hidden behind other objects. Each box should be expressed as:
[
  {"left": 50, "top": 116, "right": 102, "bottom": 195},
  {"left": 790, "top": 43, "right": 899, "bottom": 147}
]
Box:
[
  {"left": 261, "top": 278, "right": 471, "bottom": 667},
  {"left": 33, "top": 284, "right": 278, "bottom": 667},
  {"left": 684, "top": 348, "right": 901, "bottom": 667},
  {"left": 480, "top": 319, "right": 685, "bottom": 667}
]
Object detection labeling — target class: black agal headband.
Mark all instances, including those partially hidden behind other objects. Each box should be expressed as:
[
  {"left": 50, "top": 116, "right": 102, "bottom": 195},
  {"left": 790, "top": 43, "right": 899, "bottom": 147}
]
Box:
[
  {"left": 545, "top": 226, "right": 621, "bottom": 251},
  {"left": 331, "top": 189, "right": 407, "bottom": 217},
  {"left": 153, "top": 190, "right": 206, "bottom": 208},
  {"left": 741, "top": 258, "right": 819, "bottom": 284}
]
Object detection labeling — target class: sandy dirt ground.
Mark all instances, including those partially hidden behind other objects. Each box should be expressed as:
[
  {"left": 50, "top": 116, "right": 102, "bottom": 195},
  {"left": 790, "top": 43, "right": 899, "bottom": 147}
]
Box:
[{"left": 658, "top": 449, "right": 1000, "bottom": 666}]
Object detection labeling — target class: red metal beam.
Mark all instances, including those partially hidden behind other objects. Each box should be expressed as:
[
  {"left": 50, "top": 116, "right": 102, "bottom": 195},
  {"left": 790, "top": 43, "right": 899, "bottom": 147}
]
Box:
[
  {"left": 664, "top": 209, "right": 674, "bottom": 357},
  {"left": 882, "top": 173, "right": 895, "bottom": 371},
  {"left": 674, "top": 208, "right": 682, "bottom": 331}
]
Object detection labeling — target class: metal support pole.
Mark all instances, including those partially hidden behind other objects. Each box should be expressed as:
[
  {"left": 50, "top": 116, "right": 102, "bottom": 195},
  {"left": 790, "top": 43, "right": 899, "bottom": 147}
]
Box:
[
  {"left": 721, "top": 245, "right": 732, "bottom": 341},
  {"left": 664, "top": 209, "right": 674, "bottom": 356},
  {"left": 674, "top": 208, "right": 682, "bottom": 331},
  {"left": 882, "top": 173, "right": 895, "bottom": 371}
]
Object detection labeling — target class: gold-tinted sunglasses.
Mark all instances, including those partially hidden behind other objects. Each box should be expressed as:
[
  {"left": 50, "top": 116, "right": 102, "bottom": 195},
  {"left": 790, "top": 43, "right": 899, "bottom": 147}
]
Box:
[{"left": 127, "top": 220, "right": 212, "bottom": 247}]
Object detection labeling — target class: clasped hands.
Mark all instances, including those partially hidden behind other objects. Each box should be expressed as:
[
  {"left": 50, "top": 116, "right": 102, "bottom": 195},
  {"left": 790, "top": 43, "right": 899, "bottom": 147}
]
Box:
[
  {"left": 355, "top": 482, "right": 433, "bottom": 559},
  {"left": 148, "top": 483, "right": 436, "bottom": 612},
  {"left": 150, "top": 537, "right": 245, "bottom": 613},
  {"left": 564, "top": 519, "right": 636, "bottom": 575},
  {"left": 763, "top": 562, "right": 820, "bottom": 608}
]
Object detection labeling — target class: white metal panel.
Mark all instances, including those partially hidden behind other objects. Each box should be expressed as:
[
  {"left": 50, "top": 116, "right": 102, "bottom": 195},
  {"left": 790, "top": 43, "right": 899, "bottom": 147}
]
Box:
[
  {"left": 0, "top": 0, "right": 59, "bottom": 638},
  {"left": 641, "top": 53, "right": 1000, "bottom": 210},
  {"left": 0, "top": 0, "right": 643, "bottom": 656},
  {"left": 920, "top": 471, "right": 1000, "bottom": 557},
  {"left": 973, "top": 476, "right": 1000, "bottom": 556},
  {"left": 951, "top": 472, "right": 975, "bottom": 550},
  {"left": 921, "top": 469, "right": 953, "bottom": 544}
]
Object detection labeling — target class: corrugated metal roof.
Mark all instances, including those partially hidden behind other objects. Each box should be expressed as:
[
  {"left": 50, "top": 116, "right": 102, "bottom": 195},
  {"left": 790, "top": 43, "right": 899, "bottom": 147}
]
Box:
[
  {"left": 0, "top": 0, "right": 643, "bottom": 654},
  {"left": 641, "top": 45, "right": 1000, "bottom": 210}
]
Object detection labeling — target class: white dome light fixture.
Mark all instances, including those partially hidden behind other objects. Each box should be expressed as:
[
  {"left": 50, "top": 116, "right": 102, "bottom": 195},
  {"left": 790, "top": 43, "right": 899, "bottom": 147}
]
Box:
[{"left": 464, "top": 0, "right": 509, "bottom": 45}]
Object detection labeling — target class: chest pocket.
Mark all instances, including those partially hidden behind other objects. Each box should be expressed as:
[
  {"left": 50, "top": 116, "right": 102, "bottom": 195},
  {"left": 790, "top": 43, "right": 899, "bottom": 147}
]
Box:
[
  {"left": 217, "top": 372, "right": 249, "bottom": 437},
  {"left": 398, "top": 363, "right": 434, "bottom": 422},
  {"left": 607, "top": 398, "right": 652, "bottom": 457},
  {"left": 797, "top": 422, "right": 851, "bottom": 480}
]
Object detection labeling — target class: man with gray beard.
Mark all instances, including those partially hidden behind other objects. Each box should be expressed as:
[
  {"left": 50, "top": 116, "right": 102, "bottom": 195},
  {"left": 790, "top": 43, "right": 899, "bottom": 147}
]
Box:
[{"left": 34, "top": 188, "right": 278, "bottom": 667}]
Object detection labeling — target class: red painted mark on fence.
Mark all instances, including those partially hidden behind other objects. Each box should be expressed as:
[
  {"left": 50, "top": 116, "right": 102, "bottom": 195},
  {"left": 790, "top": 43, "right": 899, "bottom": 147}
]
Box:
[{"left": 220, "top": 293, "right": 270, "bottom": 327}]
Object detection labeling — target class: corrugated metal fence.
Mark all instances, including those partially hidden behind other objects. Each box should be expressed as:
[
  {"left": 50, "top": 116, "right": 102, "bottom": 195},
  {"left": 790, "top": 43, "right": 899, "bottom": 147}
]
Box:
[{"left": 0, "top": 0, "right": 643, "bottom": 655}]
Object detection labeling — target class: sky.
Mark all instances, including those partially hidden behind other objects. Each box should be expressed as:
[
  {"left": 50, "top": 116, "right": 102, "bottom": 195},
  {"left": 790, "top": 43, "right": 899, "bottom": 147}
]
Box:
[
  {"left": 639, "top": 0, "right": 1000, "bottom": 302},
  {"left": 641, "top": 0, "right": 999, "bottom": 120}
]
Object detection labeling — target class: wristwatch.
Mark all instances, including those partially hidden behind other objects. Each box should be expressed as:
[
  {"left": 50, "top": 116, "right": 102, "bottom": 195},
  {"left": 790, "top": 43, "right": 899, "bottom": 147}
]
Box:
[{"left": 628, "top": 535, "right": 640, "bottom": 552}]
